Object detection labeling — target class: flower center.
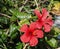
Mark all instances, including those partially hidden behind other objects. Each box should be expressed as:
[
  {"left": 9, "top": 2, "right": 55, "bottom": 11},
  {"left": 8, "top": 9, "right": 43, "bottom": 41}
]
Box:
[{"left": 33, "top": 31, "right": 36, "bottom": 35}]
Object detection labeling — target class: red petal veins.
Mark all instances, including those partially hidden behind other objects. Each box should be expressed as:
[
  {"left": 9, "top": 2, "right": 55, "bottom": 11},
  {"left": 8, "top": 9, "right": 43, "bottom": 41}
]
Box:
[
  {"left": 20, "top": 34, "right": 30, "bottom": 43},
  {"left": 29, "top": 22, "right": 42, "bottom": 32},
  {"left": 34, "top": 30, "right": 44, "bottom": 38},
  {"left": 44, "top": 24, "right": 51, "bottom": 32},
  {"left": 35, "top": 21, "right": 42, "bottom": 29},
  {"left": 34, "top": 9, "right": 42, "bottom": 19},
  {"left": 46, "top": 16, "right": 53, "bottom": 26},
  {"left": 30, "top": 36, "right": 38, "bottom": 46},
  {"left": 42, "top": 8, "right": 49, "bottom": 21},
  {"left": 20, "top": 24, "right": 29, "bottom": 33},
  {"left": 29, "top": 22, "right": 37, "bottom": 32},
  {"left": 46, "top": 20, "right": 53, "bottom": 26}
]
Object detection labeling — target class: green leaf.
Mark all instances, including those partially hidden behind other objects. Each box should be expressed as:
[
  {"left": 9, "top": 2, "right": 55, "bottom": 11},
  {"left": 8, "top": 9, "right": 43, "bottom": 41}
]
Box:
[
  {"left": 0, "top": 30, "right": 3, "bottom": 35},
  {"left": 11, "top": 32, "right": 18, "bottom": 39},
  {"left": 1, "top": 33, "right": 7, "bottom": 41},
  {"left": 10, "top": 15, "right": 17, "bottom": 22},
  {"left": 54, "top": 27, "right": 60, "bottom": 33},
  {"left": 53, "top": 27, "right": 60, "bottom": 37},
  {"left": 9, "top": 24, "right": 18, "bottom": 39},
  {"left": 47, "top": 38, "right": 57, "bottom": 48},
  {"left": 17, "top": 12, "right": 31, "bottom": 20},
  {"left": 9, "top": 9, "right": 31, "bottom": 20},
  {"left": 0, "top": 30, "right": 7, "bottom": 42},
  {"left": 0, "top": 17, "right": 9, "bottom": 24},
  {"left": 5, "top": 0, "right": 14, "bottom": 6},
  {"left": 0, "top": 17, "right": 10, "bottom": 28},
  {"left": 0, "top": 38, "right": 3, "bottom": 43},
  {"left": 18, "top": 19, "right": 30, "bottom": 27},
  {"left": 16, "top": 42, "right": 23, "bottom": 49}
]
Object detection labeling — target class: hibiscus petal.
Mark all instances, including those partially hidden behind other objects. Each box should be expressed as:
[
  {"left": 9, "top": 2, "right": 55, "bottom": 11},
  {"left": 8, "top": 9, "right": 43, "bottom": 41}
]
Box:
[
  {"left": 20, "top": 24, "right": 29, "bottom": 33},
  {"left": 44, "top": 24, "right": 51, "bottom": 32},
  {"left": 30, "top": 36, "right": 38, "bottom": 46},
  {"left": 46, "top": 20, "right": 53, "bottom": 26},
  {"left": 33, "top": 30, "right": 44, "bottom": 38},
  {"left": 46, "top": 16, "right": 53, "bottom": 26},
  {"left": 36, "top": 21, "right": 42, "bottom": 29},
  {"left": 20, "top": 34, "right": 30, "bottom": 43},
  {"left": 29, "top": 22, "right": 42, "bottom": 32},
  {"left": 29, "top": 22, "right": 36, "bottom": 32},
  {"left": 34, "top": 9, "right": 42, "bottom": 19},
  {"left": 42, "top": 8, "right": 49, "bottom": 21}
]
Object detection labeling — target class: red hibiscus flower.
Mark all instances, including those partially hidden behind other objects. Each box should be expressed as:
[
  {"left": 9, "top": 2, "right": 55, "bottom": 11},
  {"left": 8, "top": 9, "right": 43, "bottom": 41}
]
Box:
[
  {"left": 34, "top": 8, "right": 53, "bottom": 32},
  {"left": 20, "top": 22, "right": 44, "bottom": 46}
]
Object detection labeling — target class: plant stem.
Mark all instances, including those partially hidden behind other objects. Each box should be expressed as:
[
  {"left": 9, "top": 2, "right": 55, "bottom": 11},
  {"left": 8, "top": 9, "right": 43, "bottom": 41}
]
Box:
[
  {"left": 19, "top": 0, "right": 28, "bottom": 11},
  {"left": 3, "top": 43, "right": 7, "bottom": 49},
  {"left": 34, "top": 0, "right": 39, "bottom": 9},
  {"left": 48, "top": 0, "right": 53, "bottom": 11},
  {"left": 23, "top": 43, "right": 29, "bottom": 49},
  {"left": 6, "top": 29, "right": 9, "bottom": 35},
  {"left": 0, "top": 13, "right": 11, "bottom": 18}
]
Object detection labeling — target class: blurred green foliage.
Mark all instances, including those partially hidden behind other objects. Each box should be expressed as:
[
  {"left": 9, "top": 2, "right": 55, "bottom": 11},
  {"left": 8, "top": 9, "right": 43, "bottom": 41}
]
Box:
[{"left": 0, "top": 0, "right": 60, "bottom": 49}]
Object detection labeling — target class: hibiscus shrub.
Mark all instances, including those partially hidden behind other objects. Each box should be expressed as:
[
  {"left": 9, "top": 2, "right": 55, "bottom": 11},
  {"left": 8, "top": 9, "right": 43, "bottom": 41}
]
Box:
[{"left": 0, "top": 0, "right": 60, "bottom": 49}]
